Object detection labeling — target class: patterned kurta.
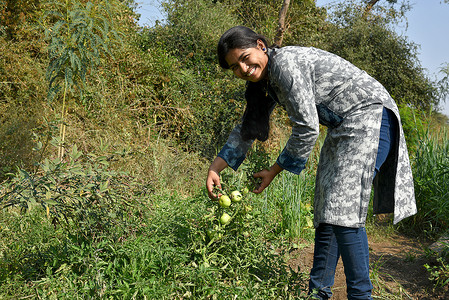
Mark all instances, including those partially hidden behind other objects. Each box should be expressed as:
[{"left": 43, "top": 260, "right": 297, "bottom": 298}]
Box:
[{"left": 218, "top": 46, "right": 417, "bottom": 228}]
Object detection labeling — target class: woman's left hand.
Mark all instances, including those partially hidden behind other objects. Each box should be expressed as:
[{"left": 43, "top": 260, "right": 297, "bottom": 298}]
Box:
[{"left": 253, "top": 163, "right": 283, "bottom": 194}]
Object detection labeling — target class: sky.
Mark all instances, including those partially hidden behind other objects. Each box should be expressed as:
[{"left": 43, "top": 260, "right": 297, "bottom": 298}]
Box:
[{"left": 135, "top": 0, "right": 449, "bottom": 116}]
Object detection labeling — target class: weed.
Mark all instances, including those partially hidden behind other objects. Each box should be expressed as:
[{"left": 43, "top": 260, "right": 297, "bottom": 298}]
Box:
[{"left": 425, "top": 257, "right": 449, "bottom": 290}]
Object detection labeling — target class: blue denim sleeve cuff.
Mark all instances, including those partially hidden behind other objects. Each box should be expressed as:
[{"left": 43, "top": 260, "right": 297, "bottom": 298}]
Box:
[
  {"left": 276, "top": 148, "right": 307, "bottom": 175},
  {"left": 217, "top": 143, "right": 246, "bottom": 171}
]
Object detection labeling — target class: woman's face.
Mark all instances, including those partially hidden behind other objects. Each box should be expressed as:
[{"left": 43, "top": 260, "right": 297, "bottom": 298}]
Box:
[{"left": 225, "top": 40, "right": 268, "bottom": 82}]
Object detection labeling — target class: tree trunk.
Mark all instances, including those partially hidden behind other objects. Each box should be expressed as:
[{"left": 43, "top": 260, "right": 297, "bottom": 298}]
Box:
[
  {"left": 363, "top": 0, "right": 380, "bottom": 18},
  {"left": 273, "top": 0, "right": 291, "bottom": 47}
]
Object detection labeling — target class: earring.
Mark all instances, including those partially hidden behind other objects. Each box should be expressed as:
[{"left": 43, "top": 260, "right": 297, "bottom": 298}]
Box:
[{"left": 262, "top": 47, "right": 266, "bottom": 51}]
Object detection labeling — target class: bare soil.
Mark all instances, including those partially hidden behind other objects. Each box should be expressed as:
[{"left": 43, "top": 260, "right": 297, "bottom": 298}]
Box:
[{"left": 288, "top": 228, "right": 449, "bottom": 299}]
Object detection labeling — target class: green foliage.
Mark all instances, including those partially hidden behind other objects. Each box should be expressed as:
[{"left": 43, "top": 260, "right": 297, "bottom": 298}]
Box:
[
  {"left": 220, "top": 141, "right": 317, "bottom": 240},
  {"left": 0, "top": 165, "right": 310, "bottom": 298},
  {"left": 437, "top": 64, "right": 449, "bottom": 111},
  {"left": 136, "top": 0, "right": 247, "bottom": 158},
  {"left": 41, "top": 0, "right": 119, "bottom": 101},
  {"left": 264, "top": 170, "right": 315, "bottom": 240},
  {"left": 2, "top": 0, "right": 449, "bottom": 297},
  {"left": 318, "top": 1, "right": 439, "bottom": 111},
  {"left": 425, "top": 256, "right": 449, "bottom": 290},
  {"left": 239, "top": 143, "right": 272, "bottom": 191},
  {"left": 0, "top": 106, "right": 48, "bottom": 180},
  {"left": 279, "top": 0, "right": 329, "bottom": 47},
  {"left": 218, "top": 0, "right": 328, "bottom": 47},
  {"left": 157, "top": 0, "right": 239, "bottom": 62},
  {"left": 0, "top": 0, "right": 41, "bottom": 39},
  {"left": 219, "top": 0, "right": 280, "bottom": 39},
  {"left": 197, "top": 184, "right": 306, "bottom": 298},
  {"left": 400, "top": 126, "right": 449, "bottom": 238},
  {"left": 398, "top": 104, "right": 427, "bottom": 156},
  {"left": 0, "top": 142, "right": 147, "bottom": 241},
  {"left": 0, "top": 9, "right": 48, "bottom": 179}
]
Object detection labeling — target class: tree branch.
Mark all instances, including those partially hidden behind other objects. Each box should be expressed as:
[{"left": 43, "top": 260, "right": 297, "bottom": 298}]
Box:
[
  {"left": 363, "top": 0, "right": 380, "bottom": 18},
  {"left": 273, "top": 0, "right": 291, "bottom": 47}
]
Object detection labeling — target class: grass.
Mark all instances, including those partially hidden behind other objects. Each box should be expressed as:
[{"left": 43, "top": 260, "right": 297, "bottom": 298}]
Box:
[
  {"left": 1, "top": 122, "right": 449, "bottom": 298},
  {"left": 370, "top": 257, "right": 414, "bottom": 300},
  {"left": 0, "top": 194, "right": 310, "bottom": 299},
  {"left": 400, "top": 126, "right": 449, "bottom": 238},
  {"left": 2, "top": 0, "right": 448, "bottom": 297},
  {"left": 0, "top": 146, "right": 313, "bottom": 299}
]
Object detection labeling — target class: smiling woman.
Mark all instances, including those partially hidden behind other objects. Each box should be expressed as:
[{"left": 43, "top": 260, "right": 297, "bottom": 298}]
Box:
[
  {"left": 206, "top": 25, "right": 417, "bottom": 299},
  {"left": 217, "top": 26, "right": 268, "bottom": 74},
  {"left": 224, "top": 41, "right": 269, "bottom": 82}
]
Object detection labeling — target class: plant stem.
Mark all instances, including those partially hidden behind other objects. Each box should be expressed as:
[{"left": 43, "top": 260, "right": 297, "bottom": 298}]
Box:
[{"left": 58, "top": 80, "right": 68, "bottom": 160}]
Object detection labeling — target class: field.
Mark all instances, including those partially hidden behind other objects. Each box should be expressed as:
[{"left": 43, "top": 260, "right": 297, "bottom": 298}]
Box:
[
  {"left": 1, "top": 0, "right": 449, "bottom": 298},
  {"left": 1, "top": 125, "right": 448, "bottom": 299}
]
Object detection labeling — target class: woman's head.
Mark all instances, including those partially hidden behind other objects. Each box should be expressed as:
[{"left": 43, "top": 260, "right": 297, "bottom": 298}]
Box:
[{"left": 217, "top": 26, "right": 269, "bottom": 82}]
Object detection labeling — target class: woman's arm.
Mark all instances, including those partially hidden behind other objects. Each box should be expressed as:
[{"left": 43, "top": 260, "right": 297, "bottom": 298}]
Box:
[{"left": 269, "top": 49, "right": 320, "bottom": 175}]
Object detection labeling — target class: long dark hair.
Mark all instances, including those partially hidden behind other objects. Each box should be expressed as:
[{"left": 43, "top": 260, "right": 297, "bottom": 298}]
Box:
[
  {"left": 217, "top": 26, "right": 269, "bottom": 69},
  {"left": 241, "top": 80, "right": 276, "bottom": 142},
  {"left": 217, "top": 26, "right": 274, "bottom": 142}
]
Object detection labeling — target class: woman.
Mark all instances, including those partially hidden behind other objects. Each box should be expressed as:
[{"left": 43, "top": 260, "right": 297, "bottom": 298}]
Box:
[{"left": 206, "top": 26, "right": 416, "bottom": 299}]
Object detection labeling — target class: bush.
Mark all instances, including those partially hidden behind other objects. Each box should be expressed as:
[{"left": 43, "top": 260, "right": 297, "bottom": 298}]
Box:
[
  {"left": 398, "top": 104, "right": 427, "bottom": 157},
  {"left": 0, "top": 143, "right": 149, "bottom": 241},
  {"left": 0, "top": 150, "right": 311, "bottom": 298}
]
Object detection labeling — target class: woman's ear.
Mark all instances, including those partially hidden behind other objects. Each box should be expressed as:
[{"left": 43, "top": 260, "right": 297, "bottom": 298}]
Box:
[{"left": 257, "top": 39, "right": 266, "bottom": 52}]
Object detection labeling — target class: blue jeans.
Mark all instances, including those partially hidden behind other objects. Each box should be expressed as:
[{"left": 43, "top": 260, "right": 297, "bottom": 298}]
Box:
[
  {"left": 373, "top": 107, "right": 397, "bottom": 179},
  {"left": 308, "top": 108, "right": 397, "bottom": 299}
]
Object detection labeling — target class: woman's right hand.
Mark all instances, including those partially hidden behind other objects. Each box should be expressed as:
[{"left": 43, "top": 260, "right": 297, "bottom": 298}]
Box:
[
  {"left": 206, "top": 169, "right": 221, "bottom": 200},
  {"left": 206, "top": 157, "right": 228, "bottom": 200}
]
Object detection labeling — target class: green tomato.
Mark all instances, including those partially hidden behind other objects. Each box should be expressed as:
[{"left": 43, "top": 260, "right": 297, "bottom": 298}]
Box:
[
  {"left": 242, "top": 187, "right": 250, "bottom": 195},
  {"left": 218, "top": 195, "right": 231, "bottom": 208},
  {"left": 230, "top": 190, "right": 242, "bottom": 202},
  {"left": 206, "top": 228, "right": 216, "bottom": 239},
  {"left": 219, "top": 212, "right": 232, "bottom": 225}
]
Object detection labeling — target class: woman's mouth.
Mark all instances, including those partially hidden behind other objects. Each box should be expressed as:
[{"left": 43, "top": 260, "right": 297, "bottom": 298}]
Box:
[{"left": 246, "top": 66, "right": 256, "bottom": 77}]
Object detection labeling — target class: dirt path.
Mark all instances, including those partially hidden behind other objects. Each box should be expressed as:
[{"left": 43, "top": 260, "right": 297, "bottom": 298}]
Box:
[{"left": 288, "top": 230, "right": 449, "bottom": 299}]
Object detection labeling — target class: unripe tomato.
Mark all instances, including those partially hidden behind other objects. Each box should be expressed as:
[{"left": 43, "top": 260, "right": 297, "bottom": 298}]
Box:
[
  {"left": 218, "top": 195, "right": 231, "bottom": 208},
  {"left": 206, "top": 228, "right": 216, "bottom": 239},
  {"left": 242, "top": 187, "right": 249, "bottom": 195},
  {"left": 230, "top": 190, "right": 242, "bottom": 202},
  {"left": 219, "top": 212, "right": 232, "bottom": 225}
]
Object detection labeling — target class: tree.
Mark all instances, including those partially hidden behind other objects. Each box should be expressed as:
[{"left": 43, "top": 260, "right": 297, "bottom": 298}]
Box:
[
  {"left": 362, "top": 0, "right": 380, "bottom": 17},
  {"left": 320, "top": 1, "right": 438, "bottom": 110},
  {"left": 41, "top": 0, "right": 118, "bottom": 159},
  {"left": 273, "top": 0, "right": 291, "bottom": 46}
]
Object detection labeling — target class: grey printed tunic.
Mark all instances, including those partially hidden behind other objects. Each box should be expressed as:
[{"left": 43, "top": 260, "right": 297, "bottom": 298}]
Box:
[{"left": 218, "top": 46, "right": 417, "bottom": 228}]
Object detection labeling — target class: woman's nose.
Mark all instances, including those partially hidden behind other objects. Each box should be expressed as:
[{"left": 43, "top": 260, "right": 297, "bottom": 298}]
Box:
[{"left": 238, "top": 62, "right": 248, "bottom": 73}]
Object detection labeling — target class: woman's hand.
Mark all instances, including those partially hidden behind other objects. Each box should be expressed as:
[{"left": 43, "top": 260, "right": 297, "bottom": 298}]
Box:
[
  {"left": 206, "top": 169, "right": 222, "bottom": 200},
  {"left": 206, "top": 157, "right": 228, "bottom": 200},
  {"left": 253, "top": 163, "right": 283, "bottom": 194}
]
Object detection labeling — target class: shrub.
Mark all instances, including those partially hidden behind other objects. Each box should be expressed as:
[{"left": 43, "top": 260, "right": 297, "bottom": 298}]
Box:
[{"left": 0, "top": 142, "right": 149, "bottom": 242}]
